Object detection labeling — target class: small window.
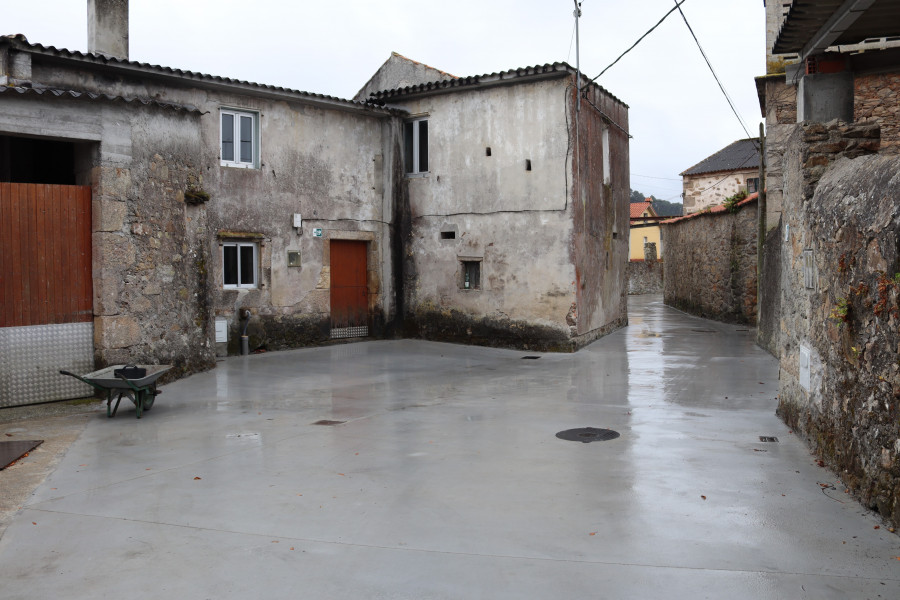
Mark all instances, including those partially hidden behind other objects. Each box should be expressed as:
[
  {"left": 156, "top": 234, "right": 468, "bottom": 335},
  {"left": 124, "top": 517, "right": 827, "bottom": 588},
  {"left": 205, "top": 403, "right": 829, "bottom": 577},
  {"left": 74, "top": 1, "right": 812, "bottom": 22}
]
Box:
[
  {"left": 223, "top": 242, "right": 258, "bottom": 288},
  {"left": 461, "top": 261, "right": 480, "bottom": 290},
  {"left": 221, "top": 109, "right": 258, "bottom": 168},
  {"left": 746, "top": 177, "right": 760, "bottom": 193},
  {"left": 404, "top": 118, "right": 429, "bottom": 174},
  {"left": 602, "top": 126, "right": 611, "bottom": 184},
  {"left": 441, "top": 231, "right": 456, "bottom": 240}
]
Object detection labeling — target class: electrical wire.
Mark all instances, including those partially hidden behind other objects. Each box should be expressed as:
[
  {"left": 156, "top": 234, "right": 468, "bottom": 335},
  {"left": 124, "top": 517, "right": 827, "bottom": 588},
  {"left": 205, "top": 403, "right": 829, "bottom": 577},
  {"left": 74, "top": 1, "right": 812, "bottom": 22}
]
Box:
[
  {"left": 588, "top": 0, "right": 686, "bottom": 83},
  {"left": 632, "top": 173, "right": 682, "bottom": 182},
  {"left": 581, "top": 92, "right": 631, "bottom": 137},
  {"left": 673, "top": 1, "right": 758, "bottom": 149},
  {"left": 567, "top": 15, "right": 577, "bottom": 63}
]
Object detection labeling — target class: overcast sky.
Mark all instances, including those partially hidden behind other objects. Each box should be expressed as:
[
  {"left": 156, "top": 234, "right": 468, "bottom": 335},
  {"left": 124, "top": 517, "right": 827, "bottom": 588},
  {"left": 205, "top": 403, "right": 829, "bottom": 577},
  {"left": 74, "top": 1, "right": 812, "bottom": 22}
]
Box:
[{"left": 3, "top": 0, "right": 767, "bottom": 203}]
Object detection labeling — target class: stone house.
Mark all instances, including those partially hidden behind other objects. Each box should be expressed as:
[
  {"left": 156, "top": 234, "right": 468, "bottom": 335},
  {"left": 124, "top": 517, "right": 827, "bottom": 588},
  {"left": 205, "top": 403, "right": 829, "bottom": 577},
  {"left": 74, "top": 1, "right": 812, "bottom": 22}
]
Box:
[
  {"left": 758, "top": 0, "right": 900, "bottom": 528},
  {"left": 0, "top": 1, "right": 629, "bottom": 408},
  {"left": 680, "top": 139, "right": 761, "bottom": 214},
  {"left": 363, "top": 53, "right": 631, "bottom": 351}
]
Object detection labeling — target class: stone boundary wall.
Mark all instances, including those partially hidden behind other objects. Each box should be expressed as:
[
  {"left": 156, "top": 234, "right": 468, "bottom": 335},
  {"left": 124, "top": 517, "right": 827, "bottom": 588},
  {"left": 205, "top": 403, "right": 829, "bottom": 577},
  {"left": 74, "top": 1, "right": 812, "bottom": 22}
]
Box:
[
  {"left": 661, "top": 197, "right": 758, "bottom": 324},
  {"left": 855, "top": 72, "right": 900, "bottom": 154},
  {"left": 777, "top": 119, "right": 900, "bottom": 528},
  {"left": 627, "top": 259, "right": 663, "bottom": 295}
]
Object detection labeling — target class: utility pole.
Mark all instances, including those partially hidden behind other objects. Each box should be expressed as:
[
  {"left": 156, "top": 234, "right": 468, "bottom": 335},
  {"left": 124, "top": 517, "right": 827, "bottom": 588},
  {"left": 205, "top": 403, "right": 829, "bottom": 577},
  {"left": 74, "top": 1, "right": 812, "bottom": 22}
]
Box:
[{"left": 574, "top": 1, "right": 582, "bottom": 111}]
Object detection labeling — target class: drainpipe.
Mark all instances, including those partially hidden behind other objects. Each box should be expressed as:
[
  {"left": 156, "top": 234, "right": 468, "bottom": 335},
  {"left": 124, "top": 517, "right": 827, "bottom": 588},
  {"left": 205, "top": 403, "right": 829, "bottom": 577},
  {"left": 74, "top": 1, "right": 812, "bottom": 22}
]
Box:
[{"left": 239, "top": 309, "right": 251, "bottom": 355}]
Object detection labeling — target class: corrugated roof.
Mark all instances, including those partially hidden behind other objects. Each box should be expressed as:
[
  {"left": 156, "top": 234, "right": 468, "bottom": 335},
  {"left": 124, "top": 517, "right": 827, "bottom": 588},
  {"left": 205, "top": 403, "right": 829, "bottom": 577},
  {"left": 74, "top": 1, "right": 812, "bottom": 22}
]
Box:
[
  {"left": 661, "top": 192, "right": 759, "bottom": 224},
  {"left": 773, "top": 0, "right": 900, "bottom": 55},
  {"left": 1, "top": 35, "right": 398, "bottom": 116},
  {"left": 366, "top": 62, "right": 628, "bottom": 108},
  {"left": 0, "top": 85, "right": 202, "bottom": 113},
  {"left": 680, "top": 139, "right": 760, "bottom": 177}
]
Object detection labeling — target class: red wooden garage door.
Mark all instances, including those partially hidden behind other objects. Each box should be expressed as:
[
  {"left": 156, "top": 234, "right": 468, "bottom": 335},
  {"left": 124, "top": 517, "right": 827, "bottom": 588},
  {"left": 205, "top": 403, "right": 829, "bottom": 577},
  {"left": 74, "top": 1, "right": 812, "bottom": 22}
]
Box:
[
  {"left": 330, "top": 240, "right": 368, "bottom": 338},
  {"left": 0, "top": 183, "right": 92, "bottom": 327}
]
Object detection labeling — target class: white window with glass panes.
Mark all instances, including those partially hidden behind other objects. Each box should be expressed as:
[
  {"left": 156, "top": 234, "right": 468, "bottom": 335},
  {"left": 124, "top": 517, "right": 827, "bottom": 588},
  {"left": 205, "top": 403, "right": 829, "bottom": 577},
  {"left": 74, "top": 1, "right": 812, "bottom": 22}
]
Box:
[
  {"left": 220, "top": 109, "right": 258, "bottom": 168},
  {"left": 222, "top": 242, "right": 258, "bottom": 289}
]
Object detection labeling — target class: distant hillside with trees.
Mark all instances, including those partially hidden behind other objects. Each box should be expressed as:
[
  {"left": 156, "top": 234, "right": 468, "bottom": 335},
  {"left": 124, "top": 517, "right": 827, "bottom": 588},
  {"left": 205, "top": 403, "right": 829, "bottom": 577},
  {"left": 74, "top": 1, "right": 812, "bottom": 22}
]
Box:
[{"left": 630, "top": 189, "right": 683, "bottom": 217}]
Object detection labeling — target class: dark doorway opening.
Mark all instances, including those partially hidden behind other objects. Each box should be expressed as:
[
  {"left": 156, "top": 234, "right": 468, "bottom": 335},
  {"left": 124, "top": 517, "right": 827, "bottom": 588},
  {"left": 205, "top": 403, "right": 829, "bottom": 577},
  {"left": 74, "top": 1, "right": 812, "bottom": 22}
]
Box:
[{"left": 0, "top": 135, "right": 93, "bottom": 185}]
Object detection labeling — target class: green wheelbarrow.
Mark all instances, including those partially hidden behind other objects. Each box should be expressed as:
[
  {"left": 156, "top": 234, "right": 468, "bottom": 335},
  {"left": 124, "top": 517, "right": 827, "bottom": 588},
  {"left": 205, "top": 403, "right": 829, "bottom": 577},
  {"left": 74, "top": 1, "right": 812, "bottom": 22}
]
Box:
[{"left": 59, "top": 365, "right": 172, "bottom": 419}]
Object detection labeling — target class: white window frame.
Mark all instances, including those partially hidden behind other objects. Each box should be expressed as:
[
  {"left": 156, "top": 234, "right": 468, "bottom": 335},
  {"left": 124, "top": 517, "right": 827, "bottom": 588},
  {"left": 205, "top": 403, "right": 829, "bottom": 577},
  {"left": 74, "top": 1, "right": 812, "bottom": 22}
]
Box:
[
  {"left": 222, "top": 241, "right": 259, "bottom": 289},
  {"left": 404, "top": 117, "right": 429, "bottom": 175},
  {"left": 220, "top": 109, "right": 259, "bottom": 168}
]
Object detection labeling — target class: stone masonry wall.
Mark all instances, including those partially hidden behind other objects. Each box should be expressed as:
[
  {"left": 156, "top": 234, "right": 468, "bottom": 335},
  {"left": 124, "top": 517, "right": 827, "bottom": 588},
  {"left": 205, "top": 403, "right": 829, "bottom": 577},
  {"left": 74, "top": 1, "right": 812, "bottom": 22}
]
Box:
[
  {"left": 855, "top": 72, "right": 900, "bottom": 154},
  {"left": 627, "top": 260, "right": 663, "bottom": 295},
  {"left": 662, "top": 199, "right": 758, "bottom": 324},
  {"left": 93, "top": 108, "right": 215, "bottom": 377},
  {"left": 627, "top": 243, "right": 663, "bottom": 295},
  {"left": 777, "top": 119, "right": 900, "bottom": 528}
]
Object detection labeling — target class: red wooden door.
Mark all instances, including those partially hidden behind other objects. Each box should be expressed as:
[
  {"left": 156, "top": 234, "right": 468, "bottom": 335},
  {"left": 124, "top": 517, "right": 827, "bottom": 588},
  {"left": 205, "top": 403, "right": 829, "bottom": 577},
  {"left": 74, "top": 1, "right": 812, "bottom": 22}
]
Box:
[
  {"left": 0, "top": 183, "right": 92, "bottom": 327},
  {"left": 330, "top": 240, "right": 368, "bottom": 335}
]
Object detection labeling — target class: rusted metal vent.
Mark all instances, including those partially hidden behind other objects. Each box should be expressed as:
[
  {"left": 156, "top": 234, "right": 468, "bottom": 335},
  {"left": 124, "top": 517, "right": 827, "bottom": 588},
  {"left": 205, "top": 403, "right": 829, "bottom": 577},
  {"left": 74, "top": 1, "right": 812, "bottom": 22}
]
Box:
[
  {"left": 556, "top": 428, "right": 620, "bottom": 443},
  {"left": 312, "top": 420, "right": 345, "bottom": 426},
  {"left": 759, "top": 436, "right": 779, "bottom": 442}
]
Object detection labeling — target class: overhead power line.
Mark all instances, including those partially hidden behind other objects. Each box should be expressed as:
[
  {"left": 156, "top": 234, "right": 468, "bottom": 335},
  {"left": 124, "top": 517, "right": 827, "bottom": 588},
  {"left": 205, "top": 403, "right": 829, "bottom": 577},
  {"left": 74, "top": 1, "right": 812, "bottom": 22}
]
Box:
[
  {"left": 588, "top": 0, "right": 686, "bottom": 83},
  {"left": 672, "top": 1, "right": 757, "bottom": 147},
  {"left": 631, "top": 173, "right": 683, "bottom": 182}
]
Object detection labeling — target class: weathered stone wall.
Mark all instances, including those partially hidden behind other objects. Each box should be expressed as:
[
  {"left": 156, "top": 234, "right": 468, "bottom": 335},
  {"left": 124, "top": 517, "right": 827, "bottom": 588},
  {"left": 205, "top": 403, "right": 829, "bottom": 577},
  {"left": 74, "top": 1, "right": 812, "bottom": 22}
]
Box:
[
  {"left": 661, "top": 200, "right": 758, "bottom": 324},
  {"left": 394, "top": 75, "right": 627, "bottom": 351},
  {"left": 760, "top": 75, "right": 798, "bottom": 228},
  {"left": 777, "top": 119, "right": 900, "bottom": 528},
  {"left": 99, "top": 109, "right": 213, "bottom": 375},
  {"left": 855, "top": 72, "right": 900, "bottom": 154},
  {"left": 627, "top": 260, "right": 663, "bottom": 295},
  {"left": 757, "top": 222, "right": 782, "bottom": 356},
  {"left": 8, "top": 39, "right": 401, "bottom": 369},
  {"left": 756, "top": 75, "right": 797, "bottom": 358},
  {"left": 571, "top": 79, "right": 630, "bottom": 346}
]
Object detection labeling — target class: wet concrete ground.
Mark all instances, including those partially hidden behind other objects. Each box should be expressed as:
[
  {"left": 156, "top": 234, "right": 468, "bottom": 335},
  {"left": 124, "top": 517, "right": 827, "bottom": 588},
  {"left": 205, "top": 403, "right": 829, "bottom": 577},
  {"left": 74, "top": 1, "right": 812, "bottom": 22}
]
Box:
[{"left": 0, "top": 295, "right": 898, "bottom": 598}]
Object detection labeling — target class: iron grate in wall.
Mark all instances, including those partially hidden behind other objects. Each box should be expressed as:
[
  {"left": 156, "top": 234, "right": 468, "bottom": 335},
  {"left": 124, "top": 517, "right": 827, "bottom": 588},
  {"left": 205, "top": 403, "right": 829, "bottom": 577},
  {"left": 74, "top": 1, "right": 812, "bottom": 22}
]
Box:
[
  {"left": 759, "top": 436, "right": 779, "bottom": 443},
  {"left": 313, "top": 420, "right": 346, "bottom": 426},
  {"left": 330, "top": 326, "right": 368, "bottom": 339}
]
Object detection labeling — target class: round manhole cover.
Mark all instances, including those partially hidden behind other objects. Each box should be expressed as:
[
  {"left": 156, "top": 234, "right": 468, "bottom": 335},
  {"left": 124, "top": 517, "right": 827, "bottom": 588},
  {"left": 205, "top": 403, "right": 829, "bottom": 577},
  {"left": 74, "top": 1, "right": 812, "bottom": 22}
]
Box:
[{"left": 556, "top": 428, "right": 620, "bottom": 443}]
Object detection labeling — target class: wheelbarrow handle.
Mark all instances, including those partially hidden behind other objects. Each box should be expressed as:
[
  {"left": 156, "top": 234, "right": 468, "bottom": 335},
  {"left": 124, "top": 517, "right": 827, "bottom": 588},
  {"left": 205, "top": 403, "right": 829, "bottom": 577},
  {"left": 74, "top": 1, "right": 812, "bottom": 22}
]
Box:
[{"left": 59, "top": 370, "right": 107, "bottom": 392}]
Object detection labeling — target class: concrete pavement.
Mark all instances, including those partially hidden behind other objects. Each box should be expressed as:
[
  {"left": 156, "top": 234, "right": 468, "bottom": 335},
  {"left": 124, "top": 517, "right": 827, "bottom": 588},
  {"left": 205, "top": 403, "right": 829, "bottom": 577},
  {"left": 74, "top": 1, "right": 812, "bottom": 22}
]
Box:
[{"left": 0, "top": 295, "right": 897, "bottom": 599}]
